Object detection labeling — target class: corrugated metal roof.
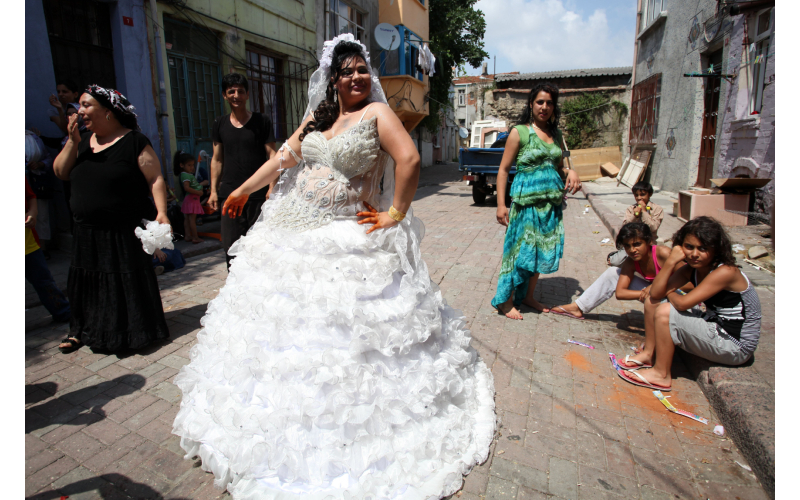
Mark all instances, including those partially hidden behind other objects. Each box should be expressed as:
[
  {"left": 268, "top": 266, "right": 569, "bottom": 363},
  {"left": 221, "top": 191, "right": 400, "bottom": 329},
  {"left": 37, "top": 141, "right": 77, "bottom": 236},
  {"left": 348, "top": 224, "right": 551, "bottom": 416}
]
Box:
[{"left": 496, "top": 67, "right": 632, "bottom": 82}]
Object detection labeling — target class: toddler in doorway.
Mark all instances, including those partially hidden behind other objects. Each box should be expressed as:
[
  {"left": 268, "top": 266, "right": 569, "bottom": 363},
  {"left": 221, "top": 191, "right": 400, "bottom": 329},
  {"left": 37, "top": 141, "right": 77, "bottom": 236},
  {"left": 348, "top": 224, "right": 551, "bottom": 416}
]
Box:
[
  {"left": 616, "top": 216, "right": 761, "bottom": 391},
  {"left": 174, "top": 151, "right": 208, "bottom": 244},
  {"left": 608, "top": 181, "right": 664, "bottom": 266}
]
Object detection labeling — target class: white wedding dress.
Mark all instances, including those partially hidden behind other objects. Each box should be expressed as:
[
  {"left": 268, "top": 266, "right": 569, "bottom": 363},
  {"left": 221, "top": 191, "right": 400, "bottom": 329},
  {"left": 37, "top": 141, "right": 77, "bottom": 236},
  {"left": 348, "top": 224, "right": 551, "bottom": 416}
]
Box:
[{"left": 172, "top": 113, "right": 496, "bottom": 499}]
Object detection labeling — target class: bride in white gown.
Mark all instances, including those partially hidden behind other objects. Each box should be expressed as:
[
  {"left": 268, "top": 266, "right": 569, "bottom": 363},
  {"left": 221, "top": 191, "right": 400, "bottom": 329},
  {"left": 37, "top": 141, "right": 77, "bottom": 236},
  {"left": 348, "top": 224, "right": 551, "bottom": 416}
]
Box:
[{"left": 172, "top": 35, "right": 496, "bottom": 499}]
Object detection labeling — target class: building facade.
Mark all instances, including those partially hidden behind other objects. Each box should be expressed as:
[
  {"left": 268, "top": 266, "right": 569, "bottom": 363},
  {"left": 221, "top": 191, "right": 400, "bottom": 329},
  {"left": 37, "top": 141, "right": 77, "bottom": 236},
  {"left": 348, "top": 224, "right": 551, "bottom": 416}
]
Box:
[
  {"left": 488, "top": 67, "right": 632, "bottom": 150},
  {"left": 629, "top": 0, "right": 774, "bottom": 211},
  {"left": 26, "top": 0, "right": 318, "bottom": 188},
  {"left": 377, "top": 0, "right": 429, "bottom": 132}
]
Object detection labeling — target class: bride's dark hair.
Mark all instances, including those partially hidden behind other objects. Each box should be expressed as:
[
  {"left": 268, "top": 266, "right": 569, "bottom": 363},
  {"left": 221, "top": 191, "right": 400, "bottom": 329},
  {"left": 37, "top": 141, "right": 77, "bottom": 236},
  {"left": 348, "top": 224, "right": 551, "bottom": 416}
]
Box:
[{"left": 300, "top": 41, "right": 368, "bottom": 141}]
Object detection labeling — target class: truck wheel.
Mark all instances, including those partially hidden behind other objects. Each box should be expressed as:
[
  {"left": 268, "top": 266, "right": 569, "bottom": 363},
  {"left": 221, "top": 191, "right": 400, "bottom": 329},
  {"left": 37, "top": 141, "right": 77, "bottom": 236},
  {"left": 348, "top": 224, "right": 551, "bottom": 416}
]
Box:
[{"left": 472, "top": 185, "right": 487, "bottom": 205}]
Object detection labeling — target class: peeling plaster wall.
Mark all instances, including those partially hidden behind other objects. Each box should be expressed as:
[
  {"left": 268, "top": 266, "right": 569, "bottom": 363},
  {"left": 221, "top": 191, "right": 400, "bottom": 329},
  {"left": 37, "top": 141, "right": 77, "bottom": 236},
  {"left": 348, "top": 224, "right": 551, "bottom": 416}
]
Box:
[{"left": 716, "top": 14, "right": 775, "bottom": 213}]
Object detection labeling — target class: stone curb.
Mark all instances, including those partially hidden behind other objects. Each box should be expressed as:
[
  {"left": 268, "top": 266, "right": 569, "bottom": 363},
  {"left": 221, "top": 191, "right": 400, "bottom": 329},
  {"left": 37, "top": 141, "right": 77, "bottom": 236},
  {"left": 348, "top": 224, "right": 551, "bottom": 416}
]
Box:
[
  {"left": 582, "top": 184, "right": 775, "bottom": 499},
  {"left": 679, "top": 352, "right": 775, "bottom": 498}
]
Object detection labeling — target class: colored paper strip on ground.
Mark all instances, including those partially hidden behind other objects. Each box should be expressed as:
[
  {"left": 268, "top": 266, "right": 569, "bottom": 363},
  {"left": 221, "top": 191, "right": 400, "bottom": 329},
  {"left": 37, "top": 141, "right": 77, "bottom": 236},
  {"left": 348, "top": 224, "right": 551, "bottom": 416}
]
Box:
[
  {"left": 653, "top": 390, "right": 708, "bottom": 424},
  {"left": 568, "top": 339, "right": 594, "bottom": 349}
]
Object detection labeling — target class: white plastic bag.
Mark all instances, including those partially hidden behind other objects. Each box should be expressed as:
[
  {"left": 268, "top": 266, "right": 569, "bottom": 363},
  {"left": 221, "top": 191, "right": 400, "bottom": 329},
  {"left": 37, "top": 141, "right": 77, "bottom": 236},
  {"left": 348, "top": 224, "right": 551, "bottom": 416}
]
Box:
[
  {"left": 25, "top": 130, "right": 44, "bottom": 166},
  {"left": 134, "top": 220, "right": 173, "bottom": 255}
]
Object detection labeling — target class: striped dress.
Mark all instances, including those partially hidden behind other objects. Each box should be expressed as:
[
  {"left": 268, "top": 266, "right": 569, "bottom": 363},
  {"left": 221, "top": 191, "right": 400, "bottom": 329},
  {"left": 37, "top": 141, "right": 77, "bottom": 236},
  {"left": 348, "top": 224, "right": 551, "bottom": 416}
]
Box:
[{"left": 492, "top": 125, "right": 565, "bottom": 308}]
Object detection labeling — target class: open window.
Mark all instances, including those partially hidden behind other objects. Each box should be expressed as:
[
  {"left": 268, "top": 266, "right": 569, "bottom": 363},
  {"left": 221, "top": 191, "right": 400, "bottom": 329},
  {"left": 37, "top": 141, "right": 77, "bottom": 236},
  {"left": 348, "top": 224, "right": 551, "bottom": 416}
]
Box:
[
  {"left": 379, "top": 25, "right": 424, "bottom": 81},
  {"left": 748, "top": 8, "right": 773, "bottom": 114}
]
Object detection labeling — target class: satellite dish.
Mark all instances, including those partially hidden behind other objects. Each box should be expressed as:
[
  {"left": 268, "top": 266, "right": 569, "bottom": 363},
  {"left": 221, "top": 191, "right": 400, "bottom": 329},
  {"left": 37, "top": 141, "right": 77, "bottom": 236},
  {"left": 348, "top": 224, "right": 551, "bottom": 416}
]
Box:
[
  {"left": 375, "top": 23, "right": 400, "bottom": 51},
  {"left": 458, "top": 127, "right": 469, "bottom": 139}
]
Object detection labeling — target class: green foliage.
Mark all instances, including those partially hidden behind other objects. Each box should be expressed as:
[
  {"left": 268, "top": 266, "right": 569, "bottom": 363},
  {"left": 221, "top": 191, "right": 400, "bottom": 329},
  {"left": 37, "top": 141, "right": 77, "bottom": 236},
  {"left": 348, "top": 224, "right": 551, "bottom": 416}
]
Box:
[
  {"left": 419, "top": 0, "right": 489, "bottom": 134},
  {"left": 560, "top": 92, "right": 628, "bottom": 150}
]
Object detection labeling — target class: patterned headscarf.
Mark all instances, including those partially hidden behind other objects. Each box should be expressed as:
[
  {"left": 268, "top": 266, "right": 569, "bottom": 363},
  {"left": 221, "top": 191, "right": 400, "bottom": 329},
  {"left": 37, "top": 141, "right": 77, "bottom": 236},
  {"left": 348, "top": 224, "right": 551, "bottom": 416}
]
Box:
[{"left": 86, "top": 84, "right": 137, "bottom": 117}]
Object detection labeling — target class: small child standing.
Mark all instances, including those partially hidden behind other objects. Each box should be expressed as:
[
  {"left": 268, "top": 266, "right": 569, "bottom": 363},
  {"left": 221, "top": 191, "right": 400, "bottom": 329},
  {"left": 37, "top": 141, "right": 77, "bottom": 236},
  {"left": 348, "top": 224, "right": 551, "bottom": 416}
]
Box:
[
  {"left": 616, "top": 216, "right": 761, "bottom": 391},
  {"left": 608, "top": 181, "right": 664, "bottom": 266},
  {"left": 174, "top": 151, "right": 208, "bottom": 244}
]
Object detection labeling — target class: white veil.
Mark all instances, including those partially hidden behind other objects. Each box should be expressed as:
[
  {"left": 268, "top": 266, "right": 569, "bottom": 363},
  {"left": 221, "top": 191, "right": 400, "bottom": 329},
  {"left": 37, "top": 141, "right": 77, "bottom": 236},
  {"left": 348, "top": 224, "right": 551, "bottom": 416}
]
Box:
[{"left": 269, "top": 33, "right": 396, "bottom": 212}]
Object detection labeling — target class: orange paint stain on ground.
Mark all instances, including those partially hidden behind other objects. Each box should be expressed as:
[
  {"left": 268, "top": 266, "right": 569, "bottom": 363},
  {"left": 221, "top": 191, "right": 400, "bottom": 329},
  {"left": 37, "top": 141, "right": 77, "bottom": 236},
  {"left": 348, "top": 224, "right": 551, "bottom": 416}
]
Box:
[{"left": 564, "top": 351, "right": 592, "bottom": 373}]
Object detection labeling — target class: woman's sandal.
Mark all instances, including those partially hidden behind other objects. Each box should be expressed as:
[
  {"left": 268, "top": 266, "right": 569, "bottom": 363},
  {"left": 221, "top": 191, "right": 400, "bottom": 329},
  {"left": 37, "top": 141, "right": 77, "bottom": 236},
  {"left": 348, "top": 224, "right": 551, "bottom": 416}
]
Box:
[
  {"left": 618, "top": 354, "right": 652, "bottom": 370},
  {"left": 549, "top": 306, "right": 585, "bottom": 320},
  {"left": 59, "top": 337, "right": 82, "bottom": 354},
  {"left": 616, "top": 368, "right": 671, "bottom": 391}
]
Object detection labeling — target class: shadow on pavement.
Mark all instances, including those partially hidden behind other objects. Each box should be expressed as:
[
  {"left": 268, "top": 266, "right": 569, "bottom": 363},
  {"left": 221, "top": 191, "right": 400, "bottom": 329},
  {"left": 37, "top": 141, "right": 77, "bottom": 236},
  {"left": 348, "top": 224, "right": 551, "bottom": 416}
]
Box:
[
  {"left": 26, "top": 375, "right": 145, "bottom": 432},
  {"left": 26, "top": 472, "right": 194, "bottom": 500}
]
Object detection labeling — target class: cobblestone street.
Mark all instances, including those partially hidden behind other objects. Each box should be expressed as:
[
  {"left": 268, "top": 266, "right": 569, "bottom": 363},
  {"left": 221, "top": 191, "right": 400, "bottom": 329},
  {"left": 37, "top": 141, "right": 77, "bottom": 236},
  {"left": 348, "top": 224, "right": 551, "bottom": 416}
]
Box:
[{"left": 24, "top": 165, "right": 774, "bottom": 499}]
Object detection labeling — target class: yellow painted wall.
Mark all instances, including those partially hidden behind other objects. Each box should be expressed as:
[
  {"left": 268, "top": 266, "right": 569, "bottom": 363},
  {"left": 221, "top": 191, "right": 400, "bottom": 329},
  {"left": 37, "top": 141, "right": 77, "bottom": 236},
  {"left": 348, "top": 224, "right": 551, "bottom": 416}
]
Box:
[
  {"left": 147, "top": 0, "right": 318, "bottom": 160},
  {"left": 378, "top": 0, "right": 429, "bottom": 40},
  {"left": 378, "top": 0, "right": 430, "bottom": 131}
]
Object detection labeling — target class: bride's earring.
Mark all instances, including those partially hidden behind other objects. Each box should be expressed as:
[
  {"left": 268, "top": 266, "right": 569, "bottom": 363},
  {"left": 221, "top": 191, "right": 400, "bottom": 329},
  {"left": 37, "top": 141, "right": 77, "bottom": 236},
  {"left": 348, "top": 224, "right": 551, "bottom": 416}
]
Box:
[{"left": 333, "top": 89, "right": 338, "bottom": 103}]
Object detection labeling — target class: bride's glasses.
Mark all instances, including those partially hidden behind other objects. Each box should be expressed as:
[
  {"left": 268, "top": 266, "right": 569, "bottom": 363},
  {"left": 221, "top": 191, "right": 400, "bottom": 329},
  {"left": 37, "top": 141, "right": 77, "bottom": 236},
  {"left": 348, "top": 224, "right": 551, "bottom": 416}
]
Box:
[{"left": 341, "top": 66, "right": 370, "bottom": 79}]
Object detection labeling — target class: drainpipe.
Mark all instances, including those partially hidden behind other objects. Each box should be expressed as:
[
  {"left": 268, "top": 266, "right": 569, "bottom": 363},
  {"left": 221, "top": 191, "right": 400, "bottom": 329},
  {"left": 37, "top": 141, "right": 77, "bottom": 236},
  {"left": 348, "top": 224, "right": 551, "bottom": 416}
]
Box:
[
  {"left": 629, "top": 0, "right": 643, "bottom": 157},
  {"left": 148, "top": 0, "right": 174, "bottom": 188}
]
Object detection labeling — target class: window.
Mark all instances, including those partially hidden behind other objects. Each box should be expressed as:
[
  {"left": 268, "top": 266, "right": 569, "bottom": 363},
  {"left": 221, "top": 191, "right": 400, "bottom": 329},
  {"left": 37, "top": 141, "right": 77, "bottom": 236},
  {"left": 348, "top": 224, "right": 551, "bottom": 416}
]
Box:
[
  {"left": 458, "top": 89, "right": 465, "bottom": 106},
  {"left": 326, "top": 0, "right": 365, "bottom": 41},
  {"left": 43, "top": 0, "right": 116, "bottom": 88},
  {"left": 748, "top": 8, "right": 773, "bottom": 114},
  {"left": 640, "top": 0, "right": 666, "bottom": 32},
  {"left": 629, "top": 73, "right": 661, "bottom": 145},
  {"left": 246, "top": 46, "right": 312, "bottom": 140},
  {"left": 379, "top": 25, "right": 423, "bottom": 81}
]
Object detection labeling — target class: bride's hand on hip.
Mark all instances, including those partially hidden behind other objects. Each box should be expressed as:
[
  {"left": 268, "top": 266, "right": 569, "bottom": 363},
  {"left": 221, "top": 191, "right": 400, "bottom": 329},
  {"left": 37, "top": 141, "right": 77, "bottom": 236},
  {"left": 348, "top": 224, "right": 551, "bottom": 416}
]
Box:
[
  {"left": 357, "top": 202, "right": 398, "bottom": 234},
  {"left": 222, "top": 189, "right": 249, "bottom": 218}
]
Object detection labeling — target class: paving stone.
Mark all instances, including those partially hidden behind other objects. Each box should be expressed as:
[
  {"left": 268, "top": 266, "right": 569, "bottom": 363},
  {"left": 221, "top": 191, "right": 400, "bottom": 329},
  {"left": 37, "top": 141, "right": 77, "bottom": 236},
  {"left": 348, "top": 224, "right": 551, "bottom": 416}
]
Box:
[
  {"left": 26, "top": 447, "right": 64, "bottom": 477},
  {"left": 485, "top": 475, "right": 519, "bottom": 500},
  {"left": 579, "top": 464, "right": 639, "bottom": 498},
  {"left": 490, "top": 457, "right": 548, "bottom": 492},
  {"left": 83, "top": 418, "right": 131, "bottom": 445},
  {"left": 549, "top": 456, "right": 578, "bottom": 499},
  {"left": 25, "top": 456, "right": 78, "bottom": 496}
]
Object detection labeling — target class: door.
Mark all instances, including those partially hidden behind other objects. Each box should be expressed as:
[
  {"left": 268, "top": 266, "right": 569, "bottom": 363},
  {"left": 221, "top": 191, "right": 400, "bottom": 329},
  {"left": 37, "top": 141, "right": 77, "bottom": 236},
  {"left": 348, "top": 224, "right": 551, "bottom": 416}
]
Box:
[
  {"left": 43, "top": 0, "right": 116, "bottom": 88},
  {"left": 695, "top": 50, "right": 723, "bottom": 188}
]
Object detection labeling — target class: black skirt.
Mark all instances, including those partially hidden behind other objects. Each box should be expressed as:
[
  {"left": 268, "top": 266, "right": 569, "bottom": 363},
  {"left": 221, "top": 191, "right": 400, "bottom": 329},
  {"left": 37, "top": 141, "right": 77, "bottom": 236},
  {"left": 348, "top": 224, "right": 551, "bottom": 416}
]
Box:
[{"left": 68, "top": 224, "right": 169, "bottom": 351}]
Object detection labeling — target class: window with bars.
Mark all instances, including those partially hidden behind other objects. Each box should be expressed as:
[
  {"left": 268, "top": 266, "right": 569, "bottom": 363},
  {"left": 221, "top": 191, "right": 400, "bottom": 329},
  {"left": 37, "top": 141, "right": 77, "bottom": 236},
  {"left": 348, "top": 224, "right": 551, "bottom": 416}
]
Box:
[
  {"left": 42, "top": 0, "right": 116, "bottom": 88},
  {"left": 326, "top": 0, "right": 365, "bottom": 41},
  {"left": 748, "top": 8, "right": 773, "bottom": 114},
  {"left": 629, "top": 73, "right": 661, "bottom": 145},
  {"left": 246, "top": 46, "right": 312, "bottom": 140}
]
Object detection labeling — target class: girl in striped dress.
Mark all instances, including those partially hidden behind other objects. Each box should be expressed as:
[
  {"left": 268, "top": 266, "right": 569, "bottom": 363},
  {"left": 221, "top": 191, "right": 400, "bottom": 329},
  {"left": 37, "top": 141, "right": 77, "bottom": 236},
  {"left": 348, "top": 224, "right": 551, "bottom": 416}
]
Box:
[
  {"left": 617, "top": 216, "right": 762, "bottom": 391},
  {"left": 491, "top": 83, "right": 582, "bottom": 319}
]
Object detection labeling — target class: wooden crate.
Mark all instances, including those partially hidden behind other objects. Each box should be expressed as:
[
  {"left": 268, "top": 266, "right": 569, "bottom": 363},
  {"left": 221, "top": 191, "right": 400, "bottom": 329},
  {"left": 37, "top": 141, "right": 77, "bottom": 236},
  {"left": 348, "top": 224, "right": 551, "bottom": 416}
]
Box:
[{"left": 569, "top": 147, "right": 622, "bottom": 181}]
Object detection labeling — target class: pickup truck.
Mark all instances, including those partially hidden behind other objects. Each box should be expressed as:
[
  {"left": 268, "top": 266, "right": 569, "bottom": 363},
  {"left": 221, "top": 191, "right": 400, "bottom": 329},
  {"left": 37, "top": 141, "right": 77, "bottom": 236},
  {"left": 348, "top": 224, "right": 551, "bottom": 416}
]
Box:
[{"left": 458, "top": 132, "right": 514, "bottom": 205}]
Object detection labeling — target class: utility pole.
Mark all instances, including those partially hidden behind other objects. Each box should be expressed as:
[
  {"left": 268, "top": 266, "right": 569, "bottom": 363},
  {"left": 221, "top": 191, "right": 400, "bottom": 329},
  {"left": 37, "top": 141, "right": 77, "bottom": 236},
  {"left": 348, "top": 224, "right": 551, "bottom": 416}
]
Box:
[{"left": 493, "top": 55, "right": 496, "bottom": 77}]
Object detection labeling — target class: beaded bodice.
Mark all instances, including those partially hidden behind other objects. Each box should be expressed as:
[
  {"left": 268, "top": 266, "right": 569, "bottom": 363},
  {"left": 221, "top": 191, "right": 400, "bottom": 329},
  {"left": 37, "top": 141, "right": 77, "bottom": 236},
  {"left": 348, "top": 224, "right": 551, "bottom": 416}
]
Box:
[{"left": 267, "top": 116, "right": 384, "bottom": 232}]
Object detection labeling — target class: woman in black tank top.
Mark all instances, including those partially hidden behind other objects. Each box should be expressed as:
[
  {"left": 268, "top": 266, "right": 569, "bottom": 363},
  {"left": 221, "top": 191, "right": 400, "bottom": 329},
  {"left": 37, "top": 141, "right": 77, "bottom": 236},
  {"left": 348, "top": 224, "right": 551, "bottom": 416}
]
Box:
[{"left": 616, "top": 217, "right": 761, "bottom": 392}]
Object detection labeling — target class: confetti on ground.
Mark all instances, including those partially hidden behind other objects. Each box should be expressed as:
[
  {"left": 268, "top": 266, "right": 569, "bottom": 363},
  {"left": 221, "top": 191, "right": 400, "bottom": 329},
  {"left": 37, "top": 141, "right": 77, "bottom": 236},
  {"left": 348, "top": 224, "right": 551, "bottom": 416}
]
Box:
[
  {"left": 653, "top": 390, "right": 708, "bottom": 424},
  {"left": 568, "top": 339, "right": 595, "bottom": 349},
  {"left": 735, "top": 461, "right": 752, "bottom": 471}
]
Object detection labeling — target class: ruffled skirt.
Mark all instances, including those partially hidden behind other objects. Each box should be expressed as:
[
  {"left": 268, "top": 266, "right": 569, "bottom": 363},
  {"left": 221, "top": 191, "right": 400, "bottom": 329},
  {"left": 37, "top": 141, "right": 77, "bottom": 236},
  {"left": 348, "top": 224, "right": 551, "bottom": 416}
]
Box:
[
  {"left": 172, "top": 211, "right": 496, "bottom": 499},
  {"left": 68, "top": 224, "right": 169, "bottom": 351}
]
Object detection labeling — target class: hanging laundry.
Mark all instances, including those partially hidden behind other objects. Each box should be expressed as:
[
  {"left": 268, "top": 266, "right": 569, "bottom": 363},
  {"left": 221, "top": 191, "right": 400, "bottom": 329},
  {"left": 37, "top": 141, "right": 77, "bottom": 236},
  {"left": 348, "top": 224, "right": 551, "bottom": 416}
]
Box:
[{"left": 418, "top": 43, "right": 436, "bottom": 77}]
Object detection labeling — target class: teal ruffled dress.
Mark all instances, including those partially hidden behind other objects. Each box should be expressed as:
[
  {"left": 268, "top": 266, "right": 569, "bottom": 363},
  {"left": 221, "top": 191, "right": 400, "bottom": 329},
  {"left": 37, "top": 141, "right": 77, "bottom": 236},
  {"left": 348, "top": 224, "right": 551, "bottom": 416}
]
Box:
[{"left": 491, "top": 125, "right": 566, "bottom": 308}]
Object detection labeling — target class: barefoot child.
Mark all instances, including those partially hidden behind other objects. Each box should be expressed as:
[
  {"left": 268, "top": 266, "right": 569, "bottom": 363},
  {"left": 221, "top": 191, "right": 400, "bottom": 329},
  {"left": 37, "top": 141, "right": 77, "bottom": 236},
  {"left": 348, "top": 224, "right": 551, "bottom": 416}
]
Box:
[
  {"left": 607, "top": 182, "right": 664, "bottom": 266},
  {"left": 174, "top": 151, "right": 207, "bottom": 244},
  {"left": 551, "top": 222, "right": 673, "bottom": 320},
  {"left": 616, "top": 217, "right": 761, "bottom": 391}
]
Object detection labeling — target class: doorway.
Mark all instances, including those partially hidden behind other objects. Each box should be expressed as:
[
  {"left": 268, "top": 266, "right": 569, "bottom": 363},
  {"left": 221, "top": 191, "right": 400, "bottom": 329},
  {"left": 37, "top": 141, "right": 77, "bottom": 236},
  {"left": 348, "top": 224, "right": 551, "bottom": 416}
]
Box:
[{"left": 695, "top": 49, "right": 723, "bottom": 188}]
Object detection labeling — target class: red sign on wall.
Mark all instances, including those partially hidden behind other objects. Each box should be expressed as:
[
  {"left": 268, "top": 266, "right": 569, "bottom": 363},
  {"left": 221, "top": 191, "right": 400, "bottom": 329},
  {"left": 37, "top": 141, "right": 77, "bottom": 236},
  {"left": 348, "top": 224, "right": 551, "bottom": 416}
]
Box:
[{"left": 123, "top": 16, "right": 133, "bottom": 26}]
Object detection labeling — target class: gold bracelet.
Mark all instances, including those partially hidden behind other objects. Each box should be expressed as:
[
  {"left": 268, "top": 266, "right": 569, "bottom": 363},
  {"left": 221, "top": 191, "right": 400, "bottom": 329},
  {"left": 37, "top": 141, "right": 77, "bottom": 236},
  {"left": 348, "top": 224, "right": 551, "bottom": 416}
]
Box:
[{"left": 388, "top": 206, "right": 406, "bottom": 222}]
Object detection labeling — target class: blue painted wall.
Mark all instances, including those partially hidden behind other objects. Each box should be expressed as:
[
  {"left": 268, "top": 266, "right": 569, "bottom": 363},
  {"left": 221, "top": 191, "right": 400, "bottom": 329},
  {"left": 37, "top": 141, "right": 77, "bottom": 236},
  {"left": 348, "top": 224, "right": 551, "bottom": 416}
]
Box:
[
  {"left": 110, "top": 0, "right": 161, "bottom": 163},
  {"left": 25, "top": 0, "right": 59, "bottom": 136}
]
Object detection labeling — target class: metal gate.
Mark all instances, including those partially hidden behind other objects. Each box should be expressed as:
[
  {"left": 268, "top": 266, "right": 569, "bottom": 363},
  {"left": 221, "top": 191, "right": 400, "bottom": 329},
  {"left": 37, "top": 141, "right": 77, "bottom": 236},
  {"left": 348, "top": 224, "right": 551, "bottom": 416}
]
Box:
[{"left": 42, "top": 0, "right": 116, "bottom": 88}]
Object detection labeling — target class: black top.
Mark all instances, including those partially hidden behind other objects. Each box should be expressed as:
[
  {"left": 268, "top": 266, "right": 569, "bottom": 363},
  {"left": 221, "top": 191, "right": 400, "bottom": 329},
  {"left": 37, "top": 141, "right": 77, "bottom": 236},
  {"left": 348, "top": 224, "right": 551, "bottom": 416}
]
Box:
[
  {"left": 70, "top": 131, "right": 157, "bottom": 229},
  {"left": 211, "top": 112, "right": 275, "bottom": 200}
]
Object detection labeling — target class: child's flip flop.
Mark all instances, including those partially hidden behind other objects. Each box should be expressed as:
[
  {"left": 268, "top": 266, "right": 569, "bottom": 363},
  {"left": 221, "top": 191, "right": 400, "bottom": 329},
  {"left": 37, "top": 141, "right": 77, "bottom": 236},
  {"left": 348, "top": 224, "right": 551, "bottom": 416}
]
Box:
[
  {"left": 616, "top": 368, "right": 672, "bottom": 391},
  {"left": 619, "top": 354, "right": 652, "bottom": 370},
  {"left": 549, "top": 306, "right": 585, "bottom": 320}
]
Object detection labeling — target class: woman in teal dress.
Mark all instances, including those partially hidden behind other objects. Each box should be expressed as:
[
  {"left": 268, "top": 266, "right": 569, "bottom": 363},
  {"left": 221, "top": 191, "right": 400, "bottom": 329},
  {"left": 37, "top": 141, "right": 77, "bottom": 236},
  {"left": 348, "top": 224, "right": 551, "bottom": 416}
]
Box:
[{"left": 491, "top": 83, "right": 581, "bottom": 319}]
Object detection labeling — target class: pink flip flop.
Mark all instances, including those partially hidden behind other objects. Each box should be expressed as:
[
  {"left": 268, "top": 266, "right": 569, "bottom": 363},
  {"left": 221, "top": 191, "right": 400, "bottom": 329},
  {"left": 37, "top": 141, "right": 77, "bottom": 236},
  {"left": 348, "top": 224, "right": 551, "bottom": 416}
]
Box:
[
  {"left": 616, "top": 368, "right": 672, "bottom": 391},
  {"left": 618, "top": 354, "right": 653, "bottom": 370},
  {"left": 549, "top": 306, "right": 585, "bottom": 320}
]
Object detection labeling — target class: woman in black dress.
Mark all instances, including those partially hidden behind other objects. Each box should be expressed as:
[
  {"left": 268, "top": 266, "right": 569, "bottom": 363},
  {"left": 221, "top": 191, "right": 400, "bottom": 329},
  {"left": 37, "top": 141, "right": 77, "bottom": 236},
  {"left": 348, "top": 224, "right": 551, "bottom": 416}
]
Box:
[{"left": 54, "top": 85, "right": 170, "bottom": 353}]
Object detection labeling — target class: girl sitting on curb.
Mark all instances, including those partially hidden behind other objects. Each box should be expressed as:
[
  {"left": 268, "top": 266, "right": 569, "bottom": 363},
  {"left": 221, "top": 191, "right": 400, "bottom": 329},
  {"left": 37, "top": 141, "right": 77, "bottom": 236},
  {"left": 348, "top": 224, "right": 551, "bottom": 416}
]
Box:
[
  {"left": 550, "top": 222, "right": 674, "bottom": 320},
  {"left": 617, "top": 216, "right": 762, "bottom": 391}
]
